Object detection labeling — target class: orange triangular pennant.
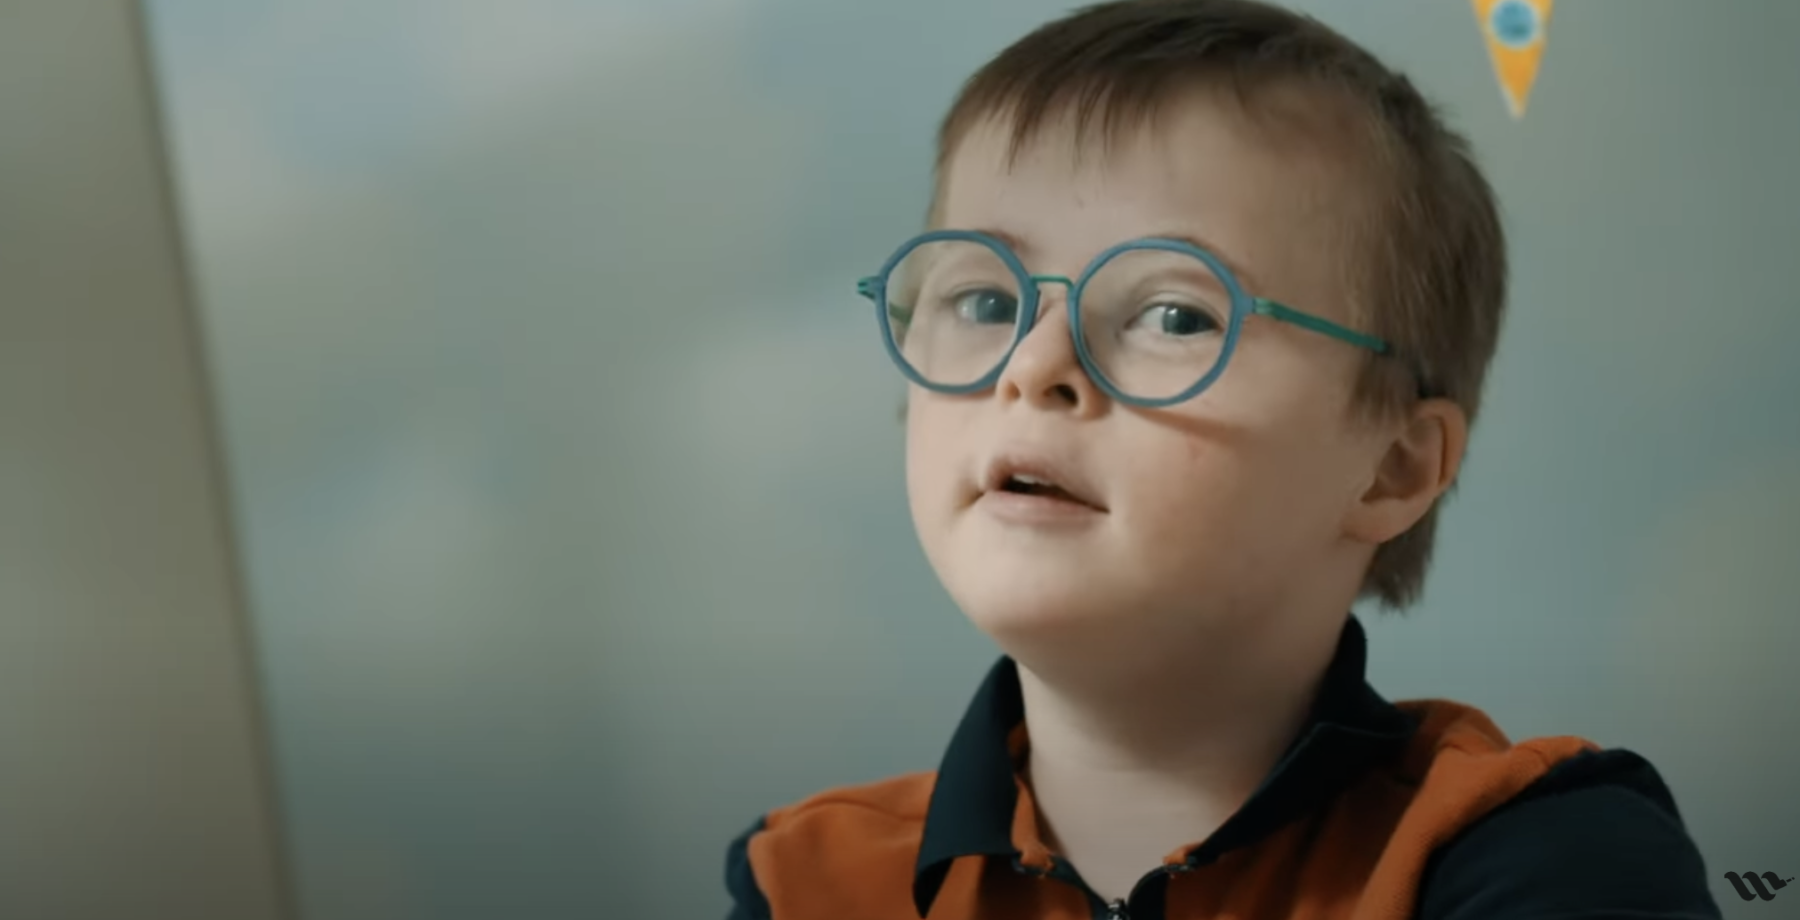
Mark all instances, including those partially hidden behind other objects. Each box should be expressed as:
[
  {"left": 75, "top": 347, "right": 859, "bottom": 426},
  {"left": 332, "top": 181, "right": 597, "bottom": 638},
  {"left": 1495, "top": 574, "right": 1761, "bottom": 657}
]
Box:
[{"left": 1472, "top": 0, "right": 1553, "bottom": 119}]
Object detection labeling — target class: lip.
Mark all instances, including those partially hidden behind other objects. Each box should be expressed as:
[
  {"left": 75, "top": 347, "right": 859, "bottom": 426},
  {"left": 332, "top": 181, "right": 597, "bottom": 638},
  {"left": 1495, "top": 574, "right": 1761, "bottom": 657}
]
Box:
[
  {"left": 977, "top": 488, "right": 1108, "bottom": 526},
  {"left": 977, "top": 451, "right": 1108, "bottom": 517}
]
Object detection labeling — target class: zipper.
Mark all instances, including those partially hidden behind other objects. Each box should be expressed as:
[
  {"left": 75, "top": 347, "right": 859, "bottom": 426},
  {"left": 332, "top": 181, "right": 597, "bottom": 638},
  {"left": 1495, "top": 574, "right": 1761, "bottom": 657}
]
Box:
[
  {"left": 1037, "top": 853, "right": 1170, "bottom": 920},
  {"left": 1043, "top": 856, "right": 1129, "bottom": 920},
  {"left": 1102, "top": 861, "right": 1191, "bottom": 919}
]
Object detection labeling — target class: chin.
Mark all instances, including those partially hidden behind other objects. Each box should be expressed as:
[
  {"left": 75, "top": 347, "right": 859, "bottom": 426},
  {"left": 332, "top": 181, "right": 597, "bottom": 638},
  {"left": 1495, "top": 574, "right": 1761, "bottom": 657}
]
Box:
[{"left": 948, "top": 566, "right": 1133, "bottom": 648}]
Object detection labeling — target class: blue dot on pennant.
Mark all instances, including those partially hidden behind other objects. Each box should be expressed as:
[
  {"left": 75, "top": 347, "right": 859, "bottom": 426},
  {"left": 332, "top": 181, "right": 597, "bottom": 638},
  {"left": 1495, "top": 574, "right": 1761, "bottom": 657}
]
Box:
[{"left": 1490, "top": 0, "right": 1540, "bottom": 49}]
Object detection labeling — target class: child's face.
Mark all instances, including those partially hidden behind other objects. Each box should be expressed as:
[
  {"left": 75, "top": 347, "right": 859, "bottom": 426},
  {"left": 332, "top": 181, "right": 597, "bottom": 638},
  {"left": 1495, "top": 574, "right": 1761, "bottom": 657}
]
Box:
[{"left": 908, "top": 90, "right": 1397, "bottom": 658}]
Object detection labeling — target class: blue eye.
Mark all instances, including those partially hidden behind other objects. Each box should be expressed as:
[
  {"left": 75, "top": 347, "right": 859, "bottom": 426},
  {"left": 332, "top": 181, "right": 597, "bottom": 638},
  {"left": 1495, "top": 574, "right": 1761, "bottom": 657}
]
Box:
[
  {"left": 954, "top": 289, "right": 1020, "bottom": 325},
  {"left": 1134, "top": 303, "right": 1221, "bottom": 337}
]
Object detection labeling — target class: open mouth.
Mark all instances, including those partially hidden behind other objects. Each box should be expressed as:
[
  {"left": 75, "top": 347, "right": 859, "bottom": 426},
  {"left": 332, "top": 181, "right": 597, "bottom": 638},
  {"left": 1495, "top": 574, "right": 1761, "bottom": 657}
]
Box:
[
  {"left": 981, "top": 458, "right": 1105, "bottom": 513},
  {"left": 979, "top": 455, "right": 1101, "bottom": 518},
  {"left": 998, "top": 474, "right": 1082, "bottom": 503}
]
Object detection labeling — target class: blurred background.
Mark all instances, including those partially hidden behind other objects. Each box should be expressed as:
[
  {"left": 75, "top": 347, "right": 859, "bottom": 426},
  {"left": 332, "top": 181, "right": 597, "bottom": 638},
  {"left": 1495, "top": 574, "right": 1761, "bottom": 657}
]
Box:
[{"left": 3, "top": 1, "right": 1797, "bottom": 918}]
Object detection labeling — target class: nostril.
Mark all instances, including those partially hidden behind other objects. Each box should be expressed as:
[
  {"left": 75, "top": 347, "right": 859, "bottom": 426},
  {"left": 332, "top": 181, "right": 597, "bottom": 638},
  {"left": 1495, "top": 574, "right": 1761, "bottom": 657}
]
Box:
[{"left": 1050, "top": 382, "right": 1079, "bottom": 404}]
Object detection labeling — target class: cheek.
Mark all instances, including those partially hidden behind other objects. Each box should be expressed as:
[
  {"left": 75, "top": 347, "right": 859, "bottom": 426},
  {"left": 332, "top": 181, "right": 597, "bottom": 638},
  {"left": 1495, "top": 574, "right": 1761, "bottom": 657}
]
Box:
[
  {"left": 904, "top": 396, "right": 962, "bottom": 522},
  {"left": 1201, "top": 360, "right": 1372, "bottom": 498},
  {"left": 1133, "top": 407, "right": 1360, "bottom": 553}
]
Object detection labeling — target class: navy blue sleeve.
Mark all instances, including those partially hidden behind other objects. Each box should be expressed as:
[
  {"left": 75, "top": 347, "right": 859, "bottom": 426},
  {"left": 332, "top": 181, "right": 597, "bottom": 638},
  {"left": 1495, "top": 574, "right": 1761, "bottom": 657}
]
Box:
[
  {"left": 724, "top": 816, "right": 774, "bottom": 920},
  {"left": 1415, "top": 749, "right": 1722, "bottom": 920}
]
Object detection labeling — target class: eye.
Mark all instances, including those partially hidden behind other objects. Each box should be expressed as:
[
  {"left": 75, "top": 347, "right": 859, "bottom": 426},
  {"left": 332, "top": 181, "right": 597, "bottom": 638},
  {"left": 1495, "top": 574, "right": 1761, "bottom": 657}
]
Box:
[
  {"left": 953, "top": 289, "right": 1021, "bottom": 325},
  {"left": 1130, "top": 302, "right": 1222, "bottom": 337}
]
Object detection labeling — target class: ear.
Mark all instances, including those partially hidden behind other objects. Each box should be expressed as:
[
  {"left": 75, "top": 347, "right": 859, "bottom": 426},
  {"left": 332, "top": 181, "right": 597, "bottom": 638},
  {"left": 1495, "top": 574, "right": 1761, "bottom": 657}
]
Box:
[{"left": 1343, "top": 398, "right": 1468, "bottom": 545}]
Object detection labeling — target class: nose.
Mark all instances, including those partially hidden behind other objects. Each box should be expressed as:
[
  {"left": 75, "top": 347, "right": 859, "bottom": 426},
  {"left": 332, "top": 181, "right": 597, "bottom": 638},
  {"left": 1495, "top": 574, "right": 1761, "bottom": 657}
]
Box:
[{"left": 994, "top": 280, "right": 1104, "bottom": 413}]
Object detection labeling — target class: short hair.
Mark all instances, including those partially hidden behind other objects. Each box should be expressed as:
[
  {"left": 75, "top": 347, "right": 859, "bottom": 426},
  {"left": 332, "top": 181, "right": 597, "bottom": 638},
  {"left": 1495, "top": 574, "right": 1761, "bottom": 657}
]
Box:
[{"left": 931, "top": 0, "right": 1508, "bottom": 610}]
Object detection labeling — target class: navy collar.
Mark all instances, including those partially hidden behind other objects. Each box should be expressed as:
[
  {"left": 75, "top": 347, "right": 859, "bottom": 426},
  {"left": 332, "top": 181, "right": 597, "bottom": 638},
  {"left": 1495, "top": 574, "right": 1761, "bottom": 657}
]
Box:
[{"left": 912, "top": 615, "right": 1417, "bottom": 917}]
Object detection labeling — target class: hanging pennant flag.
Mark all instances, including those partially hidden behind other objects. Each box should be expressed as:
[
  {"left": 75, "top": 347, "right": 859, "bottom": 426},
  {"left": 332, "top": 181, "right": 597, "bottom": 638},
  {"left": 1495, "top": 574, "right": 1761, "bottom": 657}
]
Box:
[{"left": 1472, "top": 0, "right": 1553, "bottom": 119}]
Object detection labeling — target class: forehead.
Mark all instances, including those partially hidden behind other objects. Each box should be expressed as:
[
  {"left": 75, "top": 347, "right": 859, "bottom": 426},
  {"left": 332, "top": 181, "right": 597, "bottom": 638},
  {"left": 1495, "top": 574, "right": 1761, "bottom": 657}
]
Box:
[{"left": 935, "top": 86, "right": 1371, "bottom": 292}]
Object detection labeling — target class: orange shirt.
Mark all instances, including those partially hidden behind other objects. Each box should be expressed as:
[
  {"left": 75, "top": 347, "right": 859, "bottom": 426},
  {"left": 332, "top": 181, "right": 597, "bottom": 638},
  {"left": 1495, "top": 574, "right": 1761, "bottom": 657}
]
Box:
[{"left": 723, "top": 618, "right": 1719, "bottom": 920}]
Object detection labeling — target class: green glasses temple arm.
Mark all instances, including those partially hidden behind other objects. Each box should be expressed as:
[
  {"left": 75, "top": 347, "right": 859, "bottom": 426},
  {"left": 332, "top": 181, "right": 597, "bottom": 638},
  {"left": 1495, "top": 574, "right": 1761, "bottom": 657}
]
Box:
[
  {"left": 1255, "top": 299, "right": 1436, "bottom": 395},
  {"left": 859, "top": 276, "right": 914, "bottom": 325},
  {"left": 1252, "top": 298, "right": 1390, "bottom": 355}
]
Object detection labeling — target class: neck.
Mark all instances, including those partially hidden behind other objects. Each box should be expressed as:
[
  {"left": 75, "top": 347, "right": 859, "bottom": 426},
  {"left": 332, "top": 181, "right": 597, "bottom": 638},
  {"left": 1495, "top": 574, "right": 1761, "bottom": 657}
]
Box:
[{"left": 1015, "top": 612, "right": 1346, "bottom": 902}]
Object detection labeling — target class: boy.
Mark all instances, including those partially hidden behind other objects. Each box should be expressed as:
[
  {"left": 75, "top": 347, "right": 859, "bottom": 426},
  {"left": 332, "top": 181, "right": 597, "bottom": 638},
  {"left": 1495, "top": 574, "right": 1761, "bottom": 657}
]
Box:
[{"left": 724, "top": 1, "right": 1719, "bottom": 918}]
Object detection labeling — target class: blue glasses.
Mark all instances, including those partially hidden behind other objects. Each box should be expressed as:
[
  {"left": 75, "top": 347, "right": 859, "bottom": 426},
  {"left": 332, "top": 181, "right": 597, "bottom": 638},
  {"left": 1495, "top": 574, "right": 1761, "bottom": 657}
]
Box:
[{"left": 857, "top": 230, "right": 1392, "bottom": 408}]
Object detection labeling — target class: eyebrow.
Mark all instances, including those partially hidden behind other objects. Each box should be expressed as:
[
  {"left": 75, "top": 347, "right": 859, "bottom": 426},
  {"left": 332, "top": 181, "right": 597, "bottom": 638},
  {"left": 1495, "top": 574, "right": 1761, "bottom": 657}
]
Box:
[{"left": 966, "top": 225, "right": 1261, "bottom": 289}]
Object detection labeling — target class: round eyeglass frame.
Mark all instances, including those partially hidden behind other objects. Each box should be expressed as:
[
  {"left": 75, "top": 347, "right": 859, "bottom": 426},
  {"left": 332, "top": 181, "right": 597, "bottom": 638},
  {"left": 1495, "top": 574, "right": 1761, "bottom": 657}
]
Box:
[{"left": 857, "top": 229, "right": 1392, "bottom": 408}]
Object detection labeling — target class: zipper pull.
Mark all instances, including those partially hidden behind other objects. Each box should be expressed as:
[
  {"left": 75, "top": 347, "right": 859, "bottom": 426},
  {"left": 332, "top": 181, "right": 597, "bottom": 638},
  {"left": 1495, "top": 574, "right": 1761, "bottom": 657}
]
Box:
[{"left": 1105, "top": 899, "right": 1130, "bottom": 920}]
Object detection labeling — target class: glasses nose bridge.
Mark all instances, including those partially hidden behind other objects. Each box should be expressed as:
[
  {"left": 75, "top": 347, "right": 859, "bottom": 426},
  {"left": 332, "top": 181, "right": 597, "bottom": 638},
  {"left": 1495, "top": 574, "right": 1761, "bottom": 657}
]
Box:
[{"left": 1023, "top": 273, "right": 1077, "bottom": 322}]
